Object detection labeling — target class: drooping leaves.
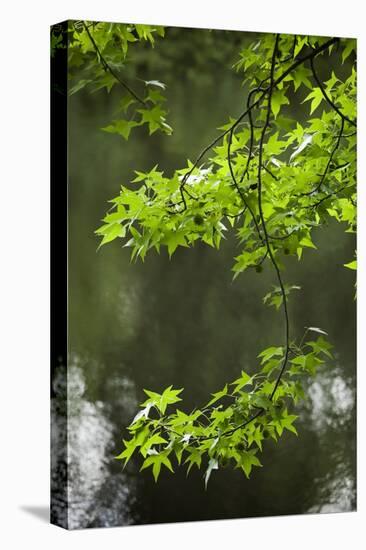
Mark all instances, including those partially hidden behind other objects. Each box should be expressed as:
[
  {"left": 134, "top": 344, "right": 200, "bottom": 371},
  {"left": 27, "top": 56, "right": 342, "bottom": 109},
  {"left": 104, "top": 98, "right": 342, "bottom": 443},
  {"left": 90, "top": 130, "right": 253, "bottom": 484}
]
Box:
[{"left": 76, "top": 29, "right": 357, "bottom": 485}]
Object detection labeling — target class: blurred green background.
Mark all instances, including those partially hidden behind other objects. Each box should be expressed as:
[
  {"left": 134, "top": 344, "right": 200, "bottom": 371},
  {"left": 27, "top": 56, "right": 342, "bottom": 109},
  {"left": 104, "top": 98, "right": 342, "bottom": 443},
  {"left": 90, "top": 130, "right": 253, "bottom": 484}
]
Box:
[{"left": 63, "top": 26, "right": 356, "bottom": 528}]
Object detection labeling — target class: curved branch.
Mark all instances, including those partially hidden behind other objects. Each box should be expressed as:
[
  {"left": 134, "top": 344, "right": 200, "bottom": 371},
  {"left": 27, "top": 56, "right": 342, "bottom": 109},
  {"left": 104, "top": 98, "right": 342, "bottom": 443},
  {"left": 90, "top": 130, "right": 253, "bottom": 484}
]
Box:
[
  {"left": 82, "top": 22, "right": 146, "bottom": 106},
  {"left": 300, "top": 117, "right": 345, "bottom": 196},
  {"left": 256, "top": 35, "right": 291, "bottom": 401},
  {"left": 228, "top": 127, "right": 264, "bottom": 242},
  {"left": 239, "top": 86, "right": 264, "bottom": 184},
  {"left": 310, "top": 55, "right": 356, "bottom": 127},
  {"left": 178, "top": 37, "right": 339, "bottom": 201}
]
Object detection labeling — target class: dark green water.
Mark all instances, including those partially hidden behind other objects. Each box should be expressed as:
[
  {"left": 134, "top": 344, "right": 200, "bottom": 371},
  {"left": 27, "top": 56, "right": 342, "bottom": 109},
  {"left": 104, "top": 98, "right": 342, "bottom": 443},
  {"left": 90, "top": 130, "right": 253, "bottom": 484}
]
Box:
[{"left": 58, "top": 28, "right": 356, "bottom": 528}]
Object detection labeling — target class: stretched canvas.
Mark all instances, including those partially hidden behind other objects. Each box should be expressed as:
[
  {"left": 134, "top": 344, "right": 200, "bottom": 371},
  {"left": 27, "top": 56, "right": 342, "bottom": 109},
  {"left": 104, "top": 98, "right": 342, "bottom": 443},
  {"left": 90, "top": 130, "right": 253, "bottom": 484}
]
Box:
[{"left": 51, "top": 20, "right": 357, "bottom": 529}]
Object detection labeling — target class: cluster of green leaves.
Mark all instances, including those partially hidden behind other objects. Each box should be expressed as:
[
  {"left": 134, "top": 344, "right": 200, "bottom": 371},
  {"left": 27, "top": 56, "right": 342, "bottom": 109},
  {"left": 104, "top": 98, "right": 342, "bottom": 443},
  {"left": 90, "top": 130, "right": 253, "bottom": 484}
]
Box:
[
  {"left": 96, "top": 35, "right": 356, "bottom": 271},
  {"left": 51, "top": 25, "right": 66, "bottom": 57},
  {"left": 86, "top": 29, "right": 356, "bottom": 483},
  {"left": 67, "top": 20, "right": 172, "bottom": 137},
  {"left": 116, "top": 332, "right": 333, "bottom": 485}
]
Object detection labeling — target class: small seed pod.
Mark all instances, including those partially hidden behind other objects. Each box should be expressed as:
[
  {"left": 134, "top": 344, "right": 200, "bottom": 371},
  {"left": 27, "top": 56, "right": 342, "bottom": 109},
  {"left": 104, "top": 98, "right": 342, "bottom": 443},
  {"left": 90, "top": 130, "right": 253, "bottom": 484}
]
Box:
[
  {"left": 193, "top": 214, "right": 204, "bottom": 226},
  {"left": 219, "top": 456, "right": 230, "bottom": 468}
]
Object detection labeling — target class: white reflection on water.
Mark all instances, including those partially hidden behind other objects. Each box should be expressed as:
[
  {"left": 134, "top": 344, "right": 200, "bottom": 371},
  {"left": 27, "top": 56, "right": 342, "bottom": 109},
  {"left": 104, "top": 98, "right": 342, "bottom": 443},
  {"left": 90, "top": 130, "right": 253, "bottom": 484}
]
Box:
[
  {"left": 308, "top": 372, "right": 354, "bottom": 432},
  {"left": 304, "top": 363, "right": 356, "bottom": 513},
  {"left": 308, "top": 469, "right": 355, "bottom": 513},
  {"left": 52, "top": 357, "right": 138, "bottom": 529}
]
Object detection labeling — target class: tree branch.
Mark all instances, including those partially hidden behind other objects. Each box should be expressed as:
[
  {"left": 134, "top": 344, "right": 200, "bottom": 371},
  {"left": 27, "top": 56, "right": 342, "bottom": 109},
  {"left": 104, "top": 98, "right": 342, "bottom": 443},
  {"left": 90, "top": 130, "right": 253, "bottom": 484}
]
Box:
[
  {"left": 300, "top": 117, "right": 345, "bottom": 196},
  {"left": 178, "top": 37, "right": 339, "bottom": 201},
  {"left": 82, "top": 21, "right": 146, "bottom": 106},
  {"left": 228, "top": 126, "right": 264, "bottom": 242},
  {"left": 255, "top": 35, "right": 290, "bottom": 401},
  {"left": 310, "top": 55, "right": 356, "bottom": 127}
]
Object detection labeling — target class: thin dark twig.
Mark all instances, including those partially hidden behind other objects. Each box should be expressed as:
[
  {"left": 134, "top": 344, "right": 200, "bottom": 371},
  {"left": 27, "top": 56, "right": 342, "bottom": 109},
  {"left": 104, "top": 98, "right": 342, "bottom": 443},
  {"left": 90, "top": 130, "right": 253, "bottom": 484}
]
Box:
[
  {"left": 217, "top": 409, "right": 264, "bottom": 438},
  {"left": 268, "top": 227, "right": 297, "bottom": 240},
  {"left": 310, "top": 55, "right": 356, "bottom": 127},
  {"left": 225, "top": 206, "right": 248, "bottom": 219},
  {"left": 301, "top": 183, "right": 354, "bottom": 209},
  {"left": 181, "top": 186, "right": 198, "bottom": 201},
  {"left": 197, "top": 408, "right": 264, "bottom": 442},
  {"left": 262, "top": 163, "right": 279, "bottom": 181},
  {"left": 299, "top": 117, "right": 345, "bottom": 196},
  {"left": 239, "top": 86, "right": 264, "bottom": 184},
  {"left": 255, "top": 35, "right": 291, "bottom": 401},
  {"left": 291, "top": 35, "right": 297, "bottom": 58},
  {"left": 277, "top": 34, "right": 297, "bottom": 64},
  {"left": 82, "top": 22, "right": 146, "bottom": 106},
  {"left": 228, "top": 126, "right": 264, "bottom": 242},
  {"left": 330, "top": 162, "right": 350, "bottom": 171},
  {"left": 257, "top": 249, "right": 269, "bottom": 266},
  {"left": 176, "top": 37, "right": 339, "bottom": 205}
]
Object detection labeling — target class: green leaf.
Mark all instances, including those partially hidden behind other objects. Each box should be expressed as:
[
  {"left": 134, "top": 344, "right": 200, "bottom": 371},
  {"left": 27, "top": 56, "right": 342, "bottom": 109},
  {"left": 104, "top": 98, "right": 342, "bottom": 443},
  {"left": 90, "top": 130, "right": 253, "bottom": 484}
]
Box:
[
  {"left": 236, "top": 450, "right": 261, "bottom": 478},
  {"left": 140, "top": 452, "right": 174, "bottom": 482},
  {"left": 292, "top": 66, "right": 312, "bottom": 91},
  {"left": 342, "top": 39, "right": 356, "bottom": 63},
  {"left": 138, "top": 105, "right": 172, "bottom": 135},
  {"left": 163, "top": 229, "right": 188, "bottom": 258},
  {"left": 258, "top": 346, "right": 283, "bottom": 364},
  {"left": 251, "top": 394, "right": 272, "bottom": 410},
  {"left": 293, "top": 36, "right": 308, "bottom": 57},
  {"left": 143, "top": 386, "right": 183, "bottom": 414},
  {"left": 344, "top": 260, "right": 356, "bottom": 270},
  {"left": 307, "top": 336, "right": 333, "bottom": 358},
  {"left": 102, "top": 119, "right": 139, "bottom": 140},
  {"left": 140, "top": 434, "right": 167, "bottom": 457},
  {"left": 231, "top": 371, "right": 252, "bottom": 393},
  {"left": 303, "top": 88, "right": 323, "bottom": 115},
  {"left": 115, "top": 438, "right": 138, "bottom": 465},
  {"left": 96, "top": 223, "right": 126, "bottom": 246},
  {"left": 247, "top": 426, "right": 264, "bottom": 451},
  {"left": 265, "top": 132, "right": 287, "bottom": 155},
  {"left": 281, "top": 413, "right": 298, "bottom": 435},
  {"left": 271, "top": 89, "right": 290, "bottom": 118},
  {"left": 185, "top": 449, "right": 203, "bottom": 474},
  {"left": 206, "top": 384, "right": 228, "bottom": 407},
  {"left": 69, "top": 78, "right": 92, "bottom": 95},
  {"left": 115, "top": 425, "right": 150, "bottom": 466}
]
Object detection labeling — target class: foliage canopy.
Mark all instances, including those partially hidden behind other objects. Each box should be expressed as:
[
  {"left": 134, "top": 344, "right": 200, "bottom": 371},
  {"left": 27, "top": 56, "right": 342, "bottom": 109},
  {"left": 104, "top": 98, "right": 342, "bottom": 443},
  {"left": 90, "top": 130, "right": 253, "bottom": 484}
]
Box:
[{"left": 58, "top": 21, "right": 357, "bottom": 486}]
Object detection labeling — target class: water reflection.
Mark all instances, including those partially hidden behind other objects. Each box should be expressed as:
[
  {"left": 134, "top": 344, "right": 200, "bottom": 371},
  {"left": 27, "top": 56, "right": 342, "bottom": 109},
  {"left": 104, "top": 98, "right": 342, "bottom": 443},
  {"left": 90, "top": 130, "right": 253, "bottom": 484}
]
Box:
[
  {"left": 307, "top": 367, "right": 354, "bottom": 431},
  {"left": 303, "top": 363, "right": 356, "bottom": 513},
  {"left": 308, "top": 469, "right": 355, "bottom": 514},
  {"left": 52, "top": 357, "right": 137, "bottom": 529}
]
